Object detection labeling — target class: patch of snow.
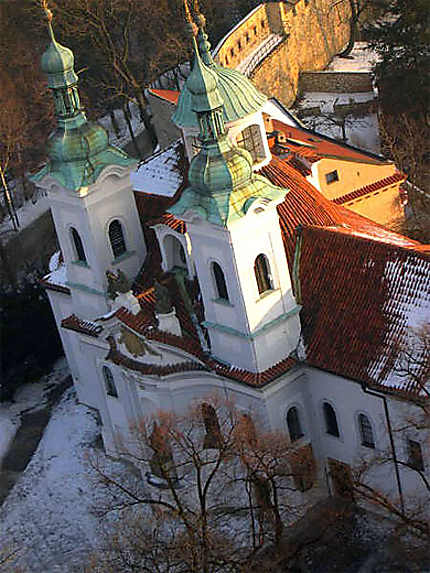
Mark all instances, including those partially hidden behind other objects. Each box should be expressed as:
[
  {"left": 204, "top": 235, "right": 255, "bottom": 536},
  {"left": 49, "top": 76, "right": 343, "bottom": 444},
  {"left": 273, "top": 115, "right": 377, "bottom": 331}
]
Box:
[
  {"left": 48, "top": 250, "right": 61, "bottom": 273},
  {"left": 131, "top": 142, "right": 182, "bottom": 196},
  {"left": 0, "top": 358, "right": 69, "bottom": 467},
  {"left": 298, "top": 91, "right": 375, "bottom": 111},
  {"left": 44, "top": 262, "right": 68, "bottom": 288},
  {"left": 301, "top": 112, "right": 381, "bottom": 154},
  {"left": 0, "top": 387, "right": 137, "bottom": 572},
  {"left": 327, "top": 42, "right": 380, "bottom": 73},
  {"left": 0, "top": 193, "right": 50, "bottom": 237},
  {"left": 97, "top": 101, "right": 146, "bottom": 151}
]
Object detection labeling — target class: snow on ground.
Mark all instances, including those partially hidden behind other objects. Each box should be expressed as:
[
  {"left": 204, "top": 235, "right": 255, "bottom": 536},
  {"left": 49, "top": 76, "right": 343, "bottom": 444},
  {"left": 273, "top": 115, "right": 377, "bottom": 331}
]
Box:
[
  {"left": 301, "top": 112, "right": 381, "bottom": 154},
  {"left": 1, "top": 102, "right": 145, "bottom": 236},
  {"left": 0, "top": 387, "right": 137, "bottom": 572},
  {"left": 327, "top": 42, "right": 380, "bottom": 73},
  {"left": 0, "top": 358, "right": 69, "bottom": 467},
  {"left": 0, "top": 192, "right": 50, "bottom": 237},
  {"left": 298, "top": 91, "right": 375, "bottom": 112},
  {"left": 97, "top": 101, "right": 146, "bottom": 150},
  {"left": 131, "top": 141, "right": 183, "bottom": 196}
]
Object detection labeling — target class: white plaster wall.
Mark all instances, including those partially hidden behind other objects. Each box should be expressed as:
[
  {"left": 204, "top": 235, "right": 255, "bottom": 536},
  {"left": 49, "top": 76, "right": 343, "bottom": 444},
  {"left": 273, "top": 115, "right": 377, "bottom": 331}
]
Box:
[
  {"left": 184, "top": 201, "right": 300, "bottom": 370},
  {"left": 46, "top": 166, "right": 146, "bottom": 319}
]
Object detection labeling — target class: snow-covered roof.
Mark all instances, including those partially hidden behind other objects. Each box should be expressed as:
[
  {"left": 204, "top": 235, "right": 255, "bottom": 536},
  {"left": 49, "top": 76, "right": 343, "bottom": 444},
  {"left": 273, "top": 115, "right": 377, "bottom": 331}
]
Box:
[{"left": 131, "top": 142, "right": 183, "bottom": 197}]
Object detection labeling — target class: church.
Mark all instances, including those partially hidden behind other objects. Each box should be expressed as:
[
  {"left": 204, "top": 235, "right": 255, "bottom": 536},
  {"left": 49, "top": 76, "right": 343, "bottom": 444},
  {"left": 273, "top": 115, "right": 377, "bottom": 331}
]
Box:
[{"left": 35, "top": 4, "right": 429, "bottom": 505}]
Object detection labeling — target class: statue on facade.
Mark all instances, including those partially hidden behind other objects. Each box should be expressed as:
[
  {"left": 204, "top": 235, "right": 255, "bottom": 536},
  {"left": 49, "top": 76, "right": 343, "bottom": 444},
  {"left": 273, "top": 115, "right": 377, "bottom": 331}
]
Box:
[
  {"left": 106, "top": 269, "right": 130, "bottom": 300},
  {"left": 154, "top": 279, "right": 173, "bottom": 314}
]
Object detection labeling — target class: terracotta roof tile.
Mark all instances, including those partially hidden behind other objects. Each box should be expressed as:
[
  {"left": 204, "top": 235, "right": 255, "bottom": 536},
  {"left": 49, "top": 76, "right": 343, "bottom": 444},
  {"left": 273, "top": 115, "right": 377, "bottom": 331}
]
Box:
[
  {"left": 298, "top": 226, "right": 430, "bottom": 395},
  {"left": 61, "top": 314, "right": 103, "bottom": 337},
  {"left": 333, "top": 172, "right": 406, "bottom": 205}
]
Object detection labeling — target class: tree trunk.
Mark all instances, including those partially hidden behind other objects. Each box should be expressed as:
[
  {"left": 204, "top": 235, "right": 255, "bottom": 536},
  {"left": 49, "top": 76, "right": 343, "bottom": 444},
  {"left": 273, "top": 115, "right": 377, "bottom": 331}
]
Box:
[
  {"left": 122, "top": 103, "right": 141, "bottom": 159},
  {"left": 0, "top": 166, "right": 19, "bottom": 231},
  {"left": 339, "top": 0, "right": 358, "bottom": 57},
  {"left": 109, "top": 109, "right": 121, "bottom": 138},
  {"left": 136, "top": 89, "right": 158, "bottom": 151}
]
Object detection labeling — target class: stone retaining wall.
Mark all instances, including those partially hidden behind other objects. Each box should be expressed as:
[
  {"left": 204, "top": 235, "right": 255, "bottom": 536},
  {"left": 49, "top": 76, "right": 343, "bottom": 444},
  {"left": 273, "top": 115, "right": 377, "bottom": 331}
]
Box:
[{"left": 299, "top": 71, "right": 373, "bottom": 94}]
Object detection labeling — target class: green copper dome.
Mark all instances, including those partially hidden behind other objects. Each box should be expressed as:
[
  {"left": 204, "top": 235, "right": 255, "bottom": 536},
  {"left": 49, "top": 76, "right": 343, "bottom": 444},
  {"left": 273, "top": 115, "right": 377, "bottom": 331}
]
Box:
[
  {"left": 187, "top": 54, "right": 224, "bottom": 113},
  {"left": 173, "top": 66, "right": 267, "bottom": 129},
  {"left": 32, "top": 20, "right": 135, "bottom": 191},
  {"left": 172, "top": 22, "right": 267, "bottom": 129},
  {"left": 188, "top": 137, "right": 253, "bottom": 193},
  {"left": 41, "top": 27, "right": 78, "bottom": 89}
]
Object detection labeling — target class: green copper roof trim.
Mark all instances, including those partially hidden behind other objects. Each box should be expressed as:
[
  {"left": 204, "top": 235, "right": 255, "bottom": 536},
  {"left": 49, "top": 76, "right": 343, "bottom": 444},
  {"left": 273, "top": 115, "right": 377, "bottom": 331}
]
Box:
[
  {"left": 172, "top": 65, "right": 267, "bottom": 128},
  {"left": 31, "top": 143, "right": 134, "bottom": 191},
  {"left": 65, "top": 281, "right": 106, "bottom": 297},
  {"left": 292, "top": 225, "right": 303, "bottom": 304},
  {"left": 202, "top": 304, "right": 302, "bottom": 340}
]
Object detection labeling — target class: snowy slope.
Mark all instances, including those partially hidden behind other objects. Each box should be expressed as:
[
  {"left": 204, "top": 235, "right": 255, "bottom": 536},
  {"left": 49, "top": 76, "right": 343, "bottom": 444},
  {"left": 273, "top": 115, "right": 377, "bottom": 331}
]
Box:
[{"left": 0, "top": 388, "right": 137, "bottom": 573}]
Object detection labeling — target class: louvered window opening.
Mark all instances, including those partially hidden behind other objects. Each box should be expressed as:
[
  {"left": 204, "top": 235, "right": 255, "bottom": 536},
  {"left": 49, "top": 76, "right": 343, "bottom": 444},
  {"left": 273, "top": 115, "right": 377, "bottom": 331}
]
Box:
[
  {"left": 323, "top": 402, "right": 340, "bottom": 437},
  {"left": 287, "top": 406, "right": 304, "bottom": 442},
  {"left": 254, "top": 254, "right": 272, "bottom": 294},
  {"left": 213, "top": 262, "right": 229, "bottom": 301},
  {"left": 71, "top": 227, "right": 86, "bottom": 263},
  {"left": 103, "top": 366, "right": 118, "bottom": 397},
  {"left": 236, "top": 125, "right": 265, "bottom": 163},
  {"left": 358, "top": 414, "right": 375, "bottom": 448},
  {"left": 109, "top": 220, "right": 127, "bottom": 259}
]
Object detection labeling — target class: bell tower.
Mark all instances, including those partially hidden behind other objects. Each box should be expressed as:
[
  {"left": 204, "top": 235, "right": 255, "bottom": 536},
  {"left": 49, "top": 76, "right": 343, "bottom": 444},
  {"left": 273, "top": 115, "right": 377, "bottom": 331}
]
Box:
[
  {"left": 33, "top": 7, "right": 146, "bottom": 319},
  {"left": 169, "top": 3, "right": 301, "bottom": 372}
]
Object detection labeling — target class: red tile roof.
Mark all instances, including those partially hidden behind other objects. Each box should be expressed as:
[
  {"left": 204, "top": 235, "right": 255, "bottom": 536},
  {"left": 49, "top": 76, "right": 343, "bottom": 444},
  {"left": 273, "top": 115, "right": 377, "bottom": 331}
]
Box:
[
  {"left": 62, "top": 314, "right": 103, "bottom": 337},
  {"left": 271, "top": 119, "right": 388, "bottom": 165},
  {"left": 298, "top": 226, "right": 430, "bottom": 396},
  {"left": 148, "top": 88, "right": 180, "bottom": 105},
  {"left": 332, "top": 172, "right": 406, "bottom": 205}
]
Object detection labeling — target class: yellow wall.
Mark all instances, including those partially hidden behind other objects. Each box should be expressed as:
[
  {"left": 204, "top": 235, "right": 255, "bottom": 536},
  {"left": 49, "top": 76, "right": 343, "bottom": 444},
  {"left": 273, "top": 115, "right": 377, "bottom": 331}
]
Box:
[
  {"left": 343, "top": 185, "right": 404, "bottom": 228},
  {"left": 314, "top": 158, "right": 404, "bottom": 227},
  {"left": 215, "top": 0, "right": 351, "bottom": 106},
  {"left": 315, "top": 158, "right": 396, "bottom": 201}
]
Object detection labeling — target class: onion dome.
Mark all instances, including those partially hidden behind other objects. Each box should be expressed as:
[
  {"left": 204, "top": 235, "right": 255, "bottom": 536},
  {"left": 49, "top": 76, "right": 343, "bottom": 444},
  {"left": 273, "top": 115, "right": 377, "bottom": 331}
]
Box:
[
  {"left": 40, "top": 20, "right": 78, "bottom": 89},
  {"left": 172, "top": 18, "right": 267, "bottom": 129},
  {"left": 32, "top": 11, "right": 135, "bottom": 191},
  {"left": 187, "top": 47, "right": 224, "bottom": 113}
]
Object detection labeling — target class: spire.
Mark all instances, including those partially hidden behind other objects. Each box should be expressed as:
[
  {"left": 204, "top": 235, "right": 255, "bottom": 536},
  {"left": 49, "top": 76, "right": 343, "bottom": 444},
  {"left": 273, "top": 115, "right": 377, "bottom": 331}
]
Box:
[
  {"left": 183, "top": 0, "right": 224, "bottom": 141},
  {"left": 33, "top": 2, "right": 134, "bottom": 192},
  {"left": 40, "top": 3, "right": 84, "bottom": 125},
  {"left": 193, "top": 0, "right": 216, "bottom": 68}
]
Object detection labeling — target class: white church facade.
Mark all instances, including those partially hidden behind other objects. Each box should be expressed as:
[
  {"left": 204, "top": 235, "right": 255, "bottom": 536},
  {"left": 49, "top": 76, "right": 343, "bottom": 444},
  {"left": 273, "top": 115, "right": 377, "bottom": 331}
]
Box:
[{"left": 35, "top": 6, "right": 429, "bottom": 509}]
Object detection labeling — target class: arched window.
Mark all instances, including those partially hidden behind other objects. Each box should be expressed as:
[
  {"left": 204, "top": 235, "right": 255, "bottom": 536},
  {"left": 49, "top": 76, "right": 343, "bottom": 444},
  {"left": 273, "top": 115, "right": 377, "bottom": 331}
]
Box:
[
  {"left": 254, "top": 254, "right": 272, "bottom": 295},
  {"left": 109, "top": 219, "right": 127, "bottom": 259},
  {"left": 358, "top": 414, "right": 375, "bottom": 448},
  {"left": 103, "top": 366, "right": 118, "bottom": 398},
  {"left": 71, "top": 227, "right": 87, "bottom": 263},
  {"left": 163, "top": 235, "right": 187, "bottom": 271},
  {"left": 202, "top": 403, "right": 222, "bottom": 449},
  {"left": 236, "top": 124, "right": 265, "bottom": 163},
  {"left": 287, "top": 407, "right": 304, "bottom": 442},
  {"left": 323, "top": 402, "right": 340, "bottom": 437},
  {"left": 212, "top": 262, "right": 229, "bottom": 301}
]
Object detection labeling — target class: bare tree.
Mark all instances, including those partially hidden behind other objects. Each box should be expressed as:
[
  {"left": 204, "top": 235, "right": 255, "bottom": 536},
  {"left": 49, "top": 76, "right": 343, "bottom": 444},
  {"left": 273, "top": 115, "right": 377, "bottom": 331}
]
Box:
[{"left": 88, "top": 396, "right": 317, "bottom": 572}]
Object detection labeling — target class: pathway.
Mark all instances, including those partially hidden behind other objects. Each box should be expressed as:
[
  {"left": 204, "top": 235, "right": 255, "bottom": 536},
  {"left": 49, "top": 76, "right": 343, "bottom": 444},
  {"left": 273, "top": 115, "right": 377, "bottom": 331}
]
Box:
[{"left": 0, "top": 376, "right": 72, "bottom": 505}]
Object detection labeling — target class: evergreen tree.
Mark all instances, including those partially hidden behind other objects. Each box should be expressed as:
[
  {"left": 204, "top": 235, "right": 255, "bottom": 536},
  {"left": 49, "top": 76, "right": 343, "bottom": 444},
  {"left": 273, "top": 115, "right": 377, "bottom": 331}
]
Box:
[{"left": 366, "top": 0, "right": 430, "bottom": 116}]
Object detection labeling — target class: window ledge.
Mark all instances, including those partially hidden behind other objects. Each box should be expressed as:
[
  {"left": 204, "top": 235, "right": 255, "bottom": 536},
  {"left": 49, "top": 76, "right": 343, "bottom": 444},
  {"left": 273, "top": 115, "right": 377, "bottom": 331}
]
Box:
[
  {"left": 256, "top": 288, "right": 279, "bottom": 302},
  {"left": 212, "top": 297, "right": 234, "bottom": 307},
  {"left": 112, "top": 250, "right": 136, "bottom": 265},
  {"left": 71, "top": 260, "right": 90, "bottom": 268}
]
